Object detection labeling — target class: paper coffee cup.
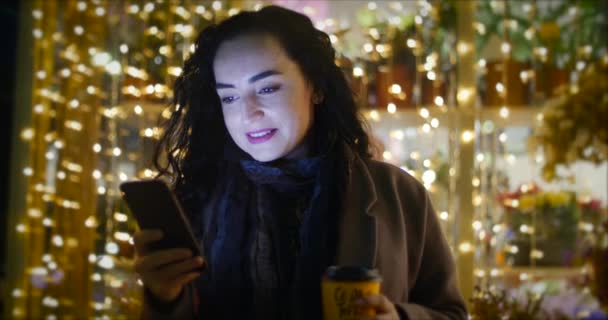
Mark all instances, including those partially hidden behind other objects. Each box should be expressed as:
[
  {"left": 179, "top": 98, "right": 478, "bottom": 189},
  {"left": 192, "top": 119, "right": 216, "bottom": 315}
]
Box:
[{"left": 321, "top": 266, "right": 382, "bottom": 320}]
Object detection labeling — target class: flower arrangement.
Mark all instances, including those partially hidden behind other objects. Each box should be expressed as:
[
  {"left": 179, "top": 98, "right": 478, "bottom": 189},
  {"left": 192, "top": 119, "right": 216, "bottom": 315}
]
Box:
[
  {"left": 470, "top": 285, "right": 544, "bottom": 320},
  {"left": 498, "top": 183, "right": 604, "bottom": 266},
  {"left": 471, "top": 283, "right": 608, "bottom": 320},
  {"left": 529, "top": 57, "right": 608, "bottom": 182},
  {"left": 586, "top": 218, "right": 608, "bottom": 311}
]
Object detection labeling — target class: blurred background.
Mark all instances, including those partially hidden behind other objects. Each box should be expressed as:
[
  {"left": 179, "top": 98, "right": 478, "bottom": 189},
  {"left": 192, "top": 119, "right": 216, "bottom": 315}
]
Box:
[{"left": 2, "top": 0, "right": 607, "bottom": 319}]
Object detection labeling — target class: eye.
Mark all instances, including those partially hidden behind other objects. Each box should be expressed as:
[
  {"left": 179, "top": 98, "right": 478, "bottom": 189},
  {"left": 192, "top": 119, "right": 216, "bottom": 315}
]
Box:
[
  {"left": 221, "top": 96, "right": 239, "bottom": 104},
  {"left": 258, "top": 85, "right": 280, "bottom": 94}
]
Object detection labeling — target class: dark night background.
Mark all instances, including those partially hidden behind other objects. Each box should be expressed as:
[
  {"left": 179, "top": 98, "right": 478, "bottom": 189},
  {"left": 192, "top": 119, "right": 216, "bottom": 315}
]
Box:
[{"left": 0, "top": 0, "right": 19, "bottom": 308}]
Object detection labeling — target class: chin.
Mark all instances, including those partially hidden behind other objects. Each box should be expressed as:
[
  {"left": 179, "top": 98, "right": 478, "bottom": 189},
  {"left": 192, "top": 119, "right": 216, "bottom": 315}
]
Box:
[
  {"left": 251, "top": 154, "right": 280, "bottom": 162},
  {"left": 246, "top": 150, "right": 283, "bottom": 163}
]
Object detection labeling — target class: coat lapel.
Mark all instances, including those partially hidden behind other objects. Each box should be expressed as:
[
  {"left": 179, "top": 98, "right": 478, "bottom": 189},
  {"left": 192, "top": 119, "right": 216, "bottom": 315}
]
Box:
[{"left": 334, "top": 147, "right": 378, "bottom": 268}]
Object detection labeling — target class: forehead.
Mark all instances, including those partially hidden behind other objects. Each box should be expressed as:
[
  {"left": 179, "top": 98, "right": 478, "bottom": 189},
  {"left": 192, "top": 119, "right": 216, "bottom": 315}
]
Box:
[{"left": 213, "top": 34, "right": 291, "bottom": 77}]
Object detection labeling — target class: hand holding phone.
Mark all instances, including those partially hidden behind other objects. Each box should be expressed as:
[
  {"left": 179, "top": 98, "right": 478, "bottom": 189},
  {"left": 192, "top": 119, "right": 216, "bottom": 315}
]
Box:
[
  {"left": 132, "top": 229, "right": 204, "bottom": 302},
  {"left": 120, "top": 180, "right": 205, "bottom": 302},
  {"left": 120, "top": 180, "right": 203, "bottom": 257}
]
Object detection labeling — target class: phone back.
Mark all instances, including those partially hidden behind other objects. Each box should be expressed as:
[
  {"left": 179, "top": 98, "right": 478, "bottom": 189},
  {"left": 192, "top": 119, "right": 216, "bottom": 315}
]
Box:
[{"left": 120, "top": 180, "right": 202, "bottom": 256}]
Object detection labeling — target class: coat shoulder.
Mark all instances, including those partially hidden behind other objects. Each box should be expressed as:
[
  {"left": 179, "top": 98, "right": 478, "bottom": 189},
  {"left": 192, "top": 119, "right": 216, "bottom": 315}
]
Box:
[{"left": 363, "top": 159, "right": 428, "bottom": 200}]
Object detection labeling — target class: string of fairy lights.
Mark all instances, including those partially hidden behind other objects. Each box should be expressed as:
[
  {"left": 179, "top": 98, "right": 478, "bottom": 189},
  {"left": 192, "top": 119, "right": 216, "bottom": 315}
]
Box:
[{"left": 7, "top": 0, "right": 607, "bottom": 318}]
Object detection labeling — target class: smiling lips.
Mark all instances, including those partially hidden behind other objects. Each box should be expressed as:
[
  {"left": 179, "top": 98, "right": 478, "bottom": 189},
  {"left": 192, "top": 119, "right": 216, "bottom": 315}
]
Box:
[{"left": 246, "top": 128, "right": 277, "bottom": 144}]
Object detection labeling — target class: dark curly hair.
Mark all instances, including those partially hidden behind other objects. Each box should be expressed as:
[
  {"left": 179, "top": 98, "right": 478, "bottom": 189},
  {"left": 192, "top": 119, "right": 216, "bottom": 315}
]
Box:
[{"left": 154, "top": 5, "right": 372, "bottom": 211}]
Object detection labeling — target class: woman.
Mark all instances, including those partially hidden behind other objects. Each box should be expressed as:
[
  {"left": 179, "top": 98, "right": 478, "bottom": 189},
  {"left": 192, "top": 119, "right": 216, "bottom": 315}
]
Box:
[{"left": 133, "top": 6, "right": 467, "bottom": 320}]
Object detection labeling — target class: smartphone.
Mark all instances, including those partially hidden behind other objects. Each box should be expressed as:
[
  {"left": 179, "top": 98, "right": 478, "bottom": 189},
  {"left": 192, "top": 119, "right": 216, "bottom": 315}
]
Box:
[{"left": 119, "top": 179, "right": 204, "bottom": 261}]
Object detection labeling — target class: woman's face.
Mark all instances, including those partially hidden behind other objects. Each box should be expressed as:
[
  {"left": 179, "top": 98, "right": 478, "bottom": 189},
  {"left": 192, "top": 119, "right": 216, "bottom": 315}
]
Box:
[{"left": 213, "top": 34, "right": 315, "bottom": 162}]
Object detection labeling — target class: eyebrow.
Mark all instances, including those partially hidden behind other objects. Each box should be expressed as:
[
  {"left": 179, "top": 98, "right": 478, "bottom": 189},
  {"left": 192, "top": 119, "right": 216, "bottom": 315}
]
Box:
[{"left": 216, "top": 70, "right": 282, "bottom": 89}]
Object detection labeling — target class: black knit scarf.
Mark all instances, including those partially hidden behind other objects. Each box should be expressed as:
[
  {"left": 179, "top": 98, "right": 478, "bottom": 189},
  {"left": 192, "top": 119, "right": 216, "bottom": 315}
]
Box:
[{"left": 198, "top": 143, "right": 339, "bottom": 319}]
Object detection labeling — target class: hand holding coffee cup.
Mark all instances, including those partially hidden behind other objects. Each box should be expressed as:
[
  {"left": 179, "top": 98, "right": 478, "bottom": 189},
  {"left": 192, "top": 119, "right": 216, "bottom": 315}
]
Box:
[{"left": 322, "top": 266, "right": 398, "bottom": 320}]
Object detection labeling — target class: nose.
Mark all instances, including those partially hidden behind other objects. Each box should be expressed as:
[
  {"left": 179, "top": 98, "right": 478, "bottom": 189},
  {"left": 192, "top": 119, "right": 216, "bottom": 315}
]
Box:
[{"left": 242, "top": 96, "right": 264, "bottom": 123}]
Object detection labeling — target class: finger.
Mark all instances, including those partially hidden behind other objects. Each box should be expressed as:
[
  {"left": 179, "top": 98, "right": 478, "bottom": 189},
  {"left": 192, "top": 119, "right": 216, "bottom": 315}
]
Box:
[
  {"left": 135, "top": 248, "right": 192, "bottom": 273},
  {"left": 156, "top": 256, "right": 205, "bottom": 279},
  {"left": 358, "top": 295, "right": 394, "bottom": 313},
  {"left": 132, "top": 230, "right": 163, "bottom": 255},
  {"left": 174, "top": 271, "right": 201, "bottom": 288}
]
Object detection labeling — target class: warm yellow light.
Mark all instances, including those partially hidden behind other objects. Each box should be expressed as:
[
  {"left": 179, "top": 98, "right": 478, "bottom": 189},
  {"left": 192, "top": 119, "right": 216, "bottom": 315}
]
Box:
[
  {"left": 92, "top": 52, "right": 111, "bottom": 66},
  {"left": 457, "top": 42, "right": 471, "bottom": 55},
  {"left": 434, "top": 96, "right": 444, "bottom": 106},
  {"left": 430, "top": 118, "right": 439, "bottom": 128},
  {"left": 97, "top": 186, "right": 106, "bottom": 195},
  {"left": 422, "top": 170, "right": 436, "bottom": 185},
  {"left": 33, "top": 29, "right": 43, "bottom": 39},
  {"left": 461, "top": 130, "right": 475, "bottom": 143},
  {"left": 168, "top": 67, "right": 183, "bottom": 77},
  {"left": 85, "top": 216, "right": 98, "bottom": 228},
  {"left": 95, "top": 6, "right": 106, "bottom": 16},
  {"left": 113, "top": 212, "right": 128, "bottom": 222},
  {"left": 32, "top": 9, "right": 43, "bottom": 19},
  {"left": 112, "top": 147, "right": 122, "bottom": 157},
  {"left": 382, "top": 151, "right": 392, "bottom": 161},
  {"left": 134, "top": 105, "right": 143, "bottom": 115},
  {"left": 422, "top": 124, "right": 431, "bottom": 133},
  {"left": 113, "top": 232, "right": 131, "bottom": 242},
  {"left": 472, "top": 177, "right": 480, "bottom": 187},
  {"left": 34, "top": 104, "right": 44, "bottom": 113},
  {"left": 105, "top": 242, "right": 119, "bottom": 255},
  {"left": 495, "top": 82, "right": 505, "bottom": 93},
  {"left": 144, "top": 128, "right": 154, "bottom": 137},
  {"left": 52, "top": 235, "right": 63, "bottom": 247},
  {"left": 419, "top": 107, "right": 429, "bottom": 119},
  {"left": 20, "top": 128, "right": 34, "bottom": 141},
  {"left": 353, "top": 66, "right": 364, "bottom": 77},
  {"left": 74, "top": 25, "right": 84, "bottom": 35},
  {"left": 440, "top": 211, "right": 449, "bottom": 220},
  {"left": 36, "top": 70, "right": 46, "bottom": 79},
  {"left": 65, "top": 120, "right": 83, "bottom": 131},
  {"left": 501, "top": 42, "right": 511, "bottom": 54},
  {"left": 368, "top": 110, "right": 380, "bottom": 122},
  {"left": 98, "top": 255, "right": 115, "bottom": 269},
  {"left": 472, "top": 220, "right": 482, "bottom": 230},
  {"left": 406, "top": 38, "right": 417, "bottom": 48},
  {"left": 458, "top": 242, "right": 473, "bottom": 253},
  {"left": 457, "top": 88, "right": 473, "bottom": 104},
  {"left": 390, "top": 130, "right": 405, "bottom": 140},
  {"left": 16, "top": 223, "right": 27, "bottom": 233},
  {"left": 106, "top": 61, "right": 122, "bottom": 75},
  {"left": 389, "top": 84, "right": 402, "bottom": 94},
  {"left": 499, "top": 132, "right": 507, "bottom": 143},
  {"left": 499, "top": 106, "right": 509, "bottom": 119},
  {"left": 387, "top": 103, "right": 397, "bottom": 114},
  {"left": 23, "top": 167, "right": 33, "bottom": 177}
]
